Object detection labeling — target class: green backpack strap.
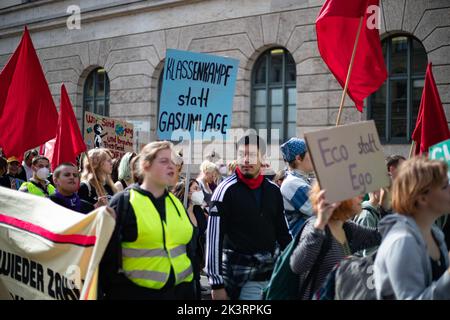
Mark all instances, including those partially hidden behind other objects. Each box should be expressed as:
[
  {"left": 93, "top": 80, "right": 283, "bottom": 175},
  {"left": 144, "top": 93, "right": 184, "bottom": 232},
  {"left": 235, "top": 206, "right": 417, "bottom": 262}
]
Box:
[{"left": 264, "top": 217, "right": 311, "bottom": 300}]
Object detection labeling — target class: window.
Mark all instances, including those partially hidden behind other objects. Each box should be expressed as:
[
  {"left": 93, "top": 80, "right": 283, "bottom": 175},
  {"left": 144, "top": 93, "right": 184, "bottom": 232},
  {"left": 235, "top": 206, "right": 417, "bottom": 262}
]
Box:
[
  {"left": 251, "top": 48, "right": 297, "bottom": 142},
  {"left": 368, "top": 36, "right": 427, "bottom": 143},
  {"left": 84, "top": 68, "right": 110, "bottom": 116}
]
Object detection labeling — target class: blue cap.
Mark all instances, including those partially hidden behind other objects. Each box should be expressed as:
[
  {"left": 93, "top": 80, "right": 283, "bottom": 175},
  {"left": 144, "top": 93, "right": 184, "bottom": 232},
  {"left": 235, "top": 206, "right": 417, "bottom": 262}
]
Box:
[{"left": 280, "top": 138, "right": 307, "bottom": 162}]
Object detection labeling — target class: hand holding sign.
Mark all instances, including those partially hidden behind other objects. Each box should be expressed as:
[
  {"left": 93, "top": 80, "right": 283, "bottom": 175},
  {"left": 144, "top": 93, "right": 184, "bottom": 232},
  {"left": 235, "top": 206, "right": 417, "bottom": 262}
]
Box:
[{"left": 314, "top": 190, "right": 341, "bottom": 230}]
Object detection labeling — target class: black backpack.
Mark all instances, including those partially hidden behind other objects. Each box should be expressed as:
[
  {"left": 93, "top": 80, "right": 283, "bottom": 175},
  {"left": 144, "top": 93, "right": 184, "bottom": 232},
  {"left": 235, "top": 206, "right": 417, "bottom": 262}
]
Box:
[{"left": 315, "top": 250, "right": 378, "bottom": 300}]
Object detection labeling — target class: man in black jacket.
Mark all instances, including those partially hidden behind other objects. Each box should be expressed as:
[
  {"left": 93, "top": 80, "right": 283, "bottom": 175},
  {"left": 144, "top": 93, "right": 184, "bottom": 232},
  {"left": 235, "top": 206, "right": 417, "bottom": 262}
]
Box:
[{"left": 206, "top": 134, "right": 292, "bottom": 300}]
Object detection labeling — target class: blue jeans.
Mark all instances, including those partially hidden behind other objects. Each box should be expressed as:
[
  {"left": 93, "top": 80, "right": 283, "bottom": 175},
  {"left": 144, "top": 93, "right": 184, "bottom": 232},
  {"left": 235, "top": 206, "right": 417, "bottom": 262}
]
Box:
[{"left": 238, "top": 281, "right": 268, "bottom": 300}]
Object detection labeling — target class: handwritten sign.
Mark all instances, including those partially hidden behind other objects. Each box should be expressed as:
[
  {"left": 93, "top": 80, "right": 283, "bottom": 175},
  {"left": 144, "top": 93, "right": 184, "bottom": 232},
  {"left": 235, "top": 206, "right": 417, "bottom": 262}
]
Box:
[
  {"left": 304, "top": 120, "right": 390, "bottom": 203},
  {"left": 157, "top": 49, "right": 239, "bottom": 140},
  {"left": 429, "top": 139, "right": 450, "bottom": 179},
  {"left": 84, "top": 112, "right": 134, "bottom": 159}
]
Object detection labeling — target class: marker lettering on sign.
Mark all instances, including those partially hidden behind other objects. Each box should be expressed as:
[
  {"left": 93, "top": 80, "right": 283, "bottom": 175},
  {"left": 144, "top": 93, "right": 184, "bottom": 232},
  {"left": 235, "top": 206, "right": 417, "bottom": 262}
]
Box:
[
  {"left": 165, "top": 58, "right": 234, "bottom": 86},
  {"left": 178, "top": 87, "right": 210, "bottom": 108},
  {"left": 318, "top": 137, "right": 349, "bottom": 167},
  {"left": 158, "top": 111, "right": 228, "bottom": 134},
  {"left": 349, "top": 163, "right": 373, "bottom": 194},
  {"left": 358, "top": 133, "right": 380, "bottom": 155}
]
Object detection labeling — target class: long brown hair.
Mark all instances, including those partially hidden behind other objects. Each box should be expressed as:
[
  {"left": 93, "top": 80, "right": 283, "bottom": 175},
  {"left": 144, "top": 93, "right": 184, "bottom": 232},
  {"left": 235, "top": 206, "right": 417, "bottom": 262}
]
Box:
[{"left": 81, "top": 148, "right": 118, "bottom": 195}]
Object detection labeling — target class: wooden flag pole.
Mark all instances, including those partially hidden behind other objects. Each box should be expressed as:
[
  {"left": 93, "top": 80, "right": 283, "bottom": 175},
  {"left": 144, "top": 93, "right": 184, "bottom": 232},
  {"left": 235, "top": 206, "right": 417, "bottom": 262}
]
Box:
[
  {"left": 83, "top": 152, "right": 106, "bottom": 198},
  {"left": 335, "top": 15, "right": 365, "bottom": 127},
  {"left": 408, "top": 141, "right": 415, "bottom": 159}
]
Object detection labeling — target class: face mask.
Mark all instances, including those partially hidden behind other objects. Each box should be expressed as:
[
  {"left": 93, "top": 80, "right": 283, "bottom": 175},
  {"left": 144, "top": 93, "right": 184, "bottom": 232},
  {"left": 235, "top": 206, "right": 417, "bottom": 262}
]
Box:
[
  {"left": 219, "top": 166, "right": 227, "bottom": 176},
  {"left": 36, "top": 167, "right": 50, "bottom": 180},
  {"left": 191, "top": 191, "right": 204, "bottom": 206}
]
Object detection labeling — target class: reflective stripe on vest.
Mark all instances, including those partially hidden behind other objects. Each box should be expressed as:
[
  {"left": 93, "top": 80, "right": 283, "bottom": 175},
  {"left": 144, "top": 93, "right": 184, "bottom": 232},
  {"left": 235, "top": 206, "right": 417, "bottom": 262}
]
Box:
[
  {"left": 22, "top": 182, "right": 55, "bottom": 197},
  {"left": 122, "top": 189, "right": 193, "bottom": 289}
]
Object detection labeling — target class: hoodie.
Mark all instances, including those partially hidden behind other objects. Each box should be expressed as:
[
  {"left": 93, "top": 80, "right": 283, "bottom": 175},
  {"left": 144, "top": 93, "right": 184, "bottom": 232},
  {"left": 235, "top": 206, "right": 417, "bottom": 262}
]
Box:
[{"left": 374, "top": 214, "right": 450, "bottom": 300}]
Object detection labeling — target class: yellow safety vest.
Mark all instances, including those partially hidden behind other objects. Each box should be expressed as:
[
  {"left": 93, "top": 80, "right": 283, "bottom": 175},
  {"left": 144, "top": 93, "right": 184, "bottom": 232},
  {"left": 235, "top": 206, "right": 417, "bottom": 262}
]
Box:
[
  {"left": 21, "top": 181, "right": 56, "bottom": 197},
  {"left": 121, "top": 189, "right": 194, "bottom": 289}
]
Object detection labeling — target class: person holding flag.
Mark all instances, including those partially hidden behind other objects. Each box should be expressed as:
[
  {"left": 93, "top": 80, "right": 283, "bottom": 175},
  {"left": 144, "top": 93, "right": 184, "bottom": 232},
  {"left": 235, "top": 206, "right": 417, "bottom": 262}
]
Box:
[{"left": 79, "top": 148, "right": 117, "bottom": 207}]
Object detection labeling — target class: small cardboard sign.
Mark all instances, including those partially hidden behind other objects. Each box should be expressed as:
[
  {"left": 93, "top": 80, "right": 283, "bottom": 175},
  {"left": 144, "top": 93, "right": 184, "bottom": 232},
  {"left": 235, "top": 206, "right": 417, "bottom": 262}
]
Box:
[
  {"left": 429, "top": 138, "right": 450, "bottom": 179},
  {"left": 304, "top": 120, "right": 390, "bottom": 203},
  {"left": 84, "top": 112, "right": 134, "bottom": 159}
]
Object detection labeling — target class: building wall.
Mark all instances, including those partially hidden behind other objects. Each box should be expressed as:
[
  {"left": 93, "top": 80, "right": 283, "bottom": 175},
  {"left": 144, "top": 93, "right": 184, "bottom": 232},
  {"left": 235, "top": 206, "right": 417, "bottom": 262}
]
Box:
[{"left": 0, "top": 0, "right": 449, "bottom": 162}]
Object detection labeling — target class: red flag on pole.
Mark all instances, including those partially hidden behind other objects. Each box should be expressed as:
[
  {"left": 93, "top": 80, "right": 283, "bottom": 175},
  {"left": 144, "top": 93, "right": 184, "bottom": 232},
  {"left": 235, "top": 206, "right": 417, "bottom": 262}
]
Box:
[
  {"left": 0, "top": 26, "right": 58, "bottom": 158},
  {"left": 39, "top": 138, "right": 56, "bottom": 164},
  {"left": 51, "top": 84, "right": 87, "bottom": 171},
  {"left": 316, "top": 0, "right": 387, "bottom": 112},
  {"left": 411, "top": 63, "right": 450, "bottom": 155}
]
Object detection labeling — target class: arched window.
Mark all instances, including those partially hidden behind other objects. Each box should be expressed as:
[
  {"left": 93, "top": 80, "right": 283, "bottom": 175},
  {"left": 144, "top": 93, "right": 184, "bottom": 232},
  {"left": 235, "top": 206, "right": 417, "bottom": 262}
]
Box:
[
  {"left": 251, "top": 48, "right": 296, "bottom": 142},
  {"left": 84, "top": 68, "right": 110, "bottom": 116},
  {"left": 368, "top": 36, "right": 427, "bottom": 143}
]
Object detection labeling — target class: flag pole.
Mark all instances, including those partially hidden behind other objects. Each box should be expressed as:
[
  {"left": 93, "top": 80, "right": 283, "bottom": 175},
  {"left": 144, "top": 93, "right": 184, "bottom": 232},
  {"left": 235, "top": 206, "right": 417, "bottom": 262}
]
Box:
[
  {"left": 408, "top": 141, "right": 415, "bottom": 159},
  {"left": 83, "top": 152, "right": 106, "bottom": 198},
  {"left": 335, "top": 15, "right": 364, "bottom": 126}
]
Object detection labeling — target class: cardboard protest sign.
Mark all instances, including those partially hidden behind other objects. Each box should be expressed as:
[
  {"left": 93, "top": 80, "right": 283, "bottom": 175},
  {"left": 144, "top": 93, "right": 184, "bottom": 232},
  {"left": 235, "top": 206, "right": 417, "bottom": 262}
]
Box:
[
  {"left": 84, "top": 112, "right": 134, "bottom": 158},
  {"left": 157, "top": 49, "right": 239, "bottom": 140},
  {"left": 304, "top": 120, "right": 390, "bottom": 203},
  {"left": 429, "top": 139, "right": 450, "bottom": 179},
  {"left": 0, "top": 187, "right": 115, "bottom": 300}
]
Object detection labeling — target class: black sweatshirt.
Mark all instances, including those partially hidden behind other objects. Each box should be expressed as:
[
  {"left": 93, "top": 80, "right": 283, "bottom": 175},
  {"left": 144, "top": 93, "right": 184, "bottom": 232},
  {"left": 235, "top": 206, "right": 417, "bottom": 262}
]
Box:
[{"left": 205, "top": 173, "right": 292, "bottom": 289}]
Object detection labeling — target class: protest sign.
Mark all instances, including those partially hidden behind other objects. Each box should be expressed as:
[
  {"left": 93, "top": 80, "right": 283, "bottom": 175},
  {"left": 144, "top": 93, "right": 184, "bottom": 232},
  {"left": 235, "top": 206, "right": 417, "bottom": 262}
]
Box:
[
  {"left": 0, "top": 187, "right": 115, "bottom": 300},
  {"left": 304, "top": 120, "right": 390, "bottom": 203},
  {"left": 84, "top": 112, "right": 134, "bottom": 158},
  {"left": 429, "top": 139, "right": 450, "bottom": 179},
  {"left": 157, "top": 49, "right": 239, "bottom": 140}
]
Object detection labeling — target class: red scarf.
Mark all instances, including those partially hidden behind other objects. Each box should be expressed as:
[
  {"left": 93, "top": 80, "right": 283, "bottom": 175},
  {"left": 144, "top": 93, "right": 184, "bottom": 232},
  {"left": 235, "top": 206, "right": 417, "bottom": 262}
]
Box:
[{"left": 236, "top": 167, "right": 264, "bottom": 190}]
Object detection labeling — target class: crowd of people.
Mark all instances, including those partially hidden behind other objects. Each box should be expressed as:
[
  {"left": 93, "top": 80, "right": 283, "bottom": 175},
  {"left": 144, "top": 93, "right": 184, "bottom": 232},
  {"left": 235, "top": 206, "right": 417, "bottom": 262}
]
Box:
[{"left": 1, "top": 133, "right": 450, "bottom": 300}]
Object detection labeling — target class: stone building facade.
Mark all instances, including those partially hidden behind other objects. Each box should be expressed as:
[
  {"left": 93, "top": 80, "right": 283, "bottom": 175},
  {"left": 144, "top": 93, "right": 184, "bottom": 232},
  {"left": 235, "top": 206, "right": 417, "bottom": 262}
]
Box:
[{"left": 0, "top": 0, "right": 449, "bottom": 169}]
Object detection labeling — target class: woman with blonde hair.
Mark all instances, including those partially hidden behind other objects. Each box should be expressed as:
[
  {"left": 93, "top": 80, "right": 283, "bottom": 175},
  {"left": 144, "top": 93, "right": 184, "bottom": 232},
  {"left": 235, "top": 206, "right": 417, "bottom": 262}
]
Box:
[
  {"left": 114, "top": 152, "right": 137, "bottom": 191},
  {"left": 79, "top": 148, "right": 117, "bottom": 207},
  {"left": 100, "top": 141, "right": 195, "bottom": 300},
  {"left": 196, "top": 160, "right": 217, "bottom": 210},
  {"left": 374, "top": 157, "right": 450, "bottom": 299},
  {"left": 290, "top": 183, "right": 381, "bottom": 299}
]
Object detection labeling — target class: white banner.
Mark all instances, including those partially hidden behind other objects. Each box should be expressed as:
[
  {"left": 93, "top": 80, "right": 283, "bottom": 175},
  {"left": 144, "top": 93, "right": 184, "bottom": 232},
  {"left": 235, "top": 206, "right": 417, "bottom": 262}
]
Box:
[{"left": 0, "top": 187, "right": 115, "bottom": 300}]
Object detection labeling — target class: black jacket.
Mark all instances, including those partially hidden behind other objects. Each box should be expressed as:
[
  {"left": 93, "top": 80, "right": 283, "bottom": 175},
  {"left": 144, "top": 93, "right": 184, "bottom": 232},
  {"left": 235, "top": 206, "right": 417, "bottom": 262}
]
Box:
[{"left": 206, "top": 173, "right": 292, "bottom": 289}]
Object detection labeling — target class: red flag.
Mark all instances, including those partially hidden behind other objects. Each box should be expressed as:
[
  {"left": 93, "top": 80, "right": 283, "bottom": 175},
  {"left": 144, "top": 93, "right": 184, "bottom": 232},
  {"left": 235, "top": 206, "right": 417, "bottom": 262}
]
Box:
[
  {"left": 316, "top": 0, "right": 387, "bottom": 111},
  {"left": 52, "top": 84, "right": 87, "bottom": 171},
  {"left": 411, "top": 63, "right": 450, "bottom": 155},
  {"left": 39, "top": 138, "right": 56, "bottom": 164},
  {"left": 0, "top": 26, "right": 58, "bottom": 158}
]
